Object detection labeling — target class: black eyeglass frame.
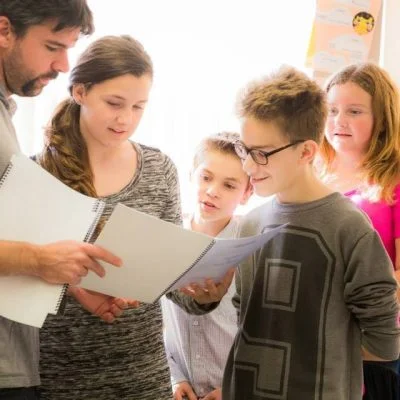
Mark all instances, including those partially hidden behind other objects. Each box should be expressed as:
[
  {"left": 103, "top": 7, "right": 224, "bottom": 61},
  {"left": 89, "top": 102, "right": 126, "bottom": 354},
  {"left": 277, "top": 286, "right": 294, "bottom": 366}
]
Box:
[{"left": 234, "top": 140, "right": 306, "bottom": 165}]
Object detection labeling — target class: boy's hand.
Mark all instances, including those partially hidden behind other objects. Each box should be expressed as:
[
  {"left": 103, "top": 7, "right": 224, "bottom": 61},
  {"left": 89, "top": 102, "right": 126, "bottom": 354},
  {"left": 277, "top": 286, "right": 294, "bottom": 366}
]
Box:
[
  {"left": 200, "top": 388, "right": 222, "bottom": 400},
  {"left": 69, "top": 286, "right": 139, "bottom": 323},
  {"left": 394, "top": 268, "right": 400, "bottom": 282},
  {"left": 361, "top": 346, "right": 391, "bottom": 362},
  {"left": 394, "top": 269, "right": 400, "bottom": 302},
  {"left": 180, "top": 268, "right": 235, "bottom": 304},
  {"left": 173, "top": 381, "right": 197, "bottom": 400}
]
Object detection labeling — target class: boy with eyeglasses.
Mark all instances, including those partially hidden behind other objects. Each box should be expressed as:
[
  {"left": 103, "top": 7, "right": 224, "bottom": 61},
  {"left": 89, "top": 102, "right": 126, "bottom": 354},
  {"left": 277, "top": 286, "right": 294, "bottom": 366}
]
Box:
[{"left": 219, "top": 66, "right": 400, "bottom": 399}]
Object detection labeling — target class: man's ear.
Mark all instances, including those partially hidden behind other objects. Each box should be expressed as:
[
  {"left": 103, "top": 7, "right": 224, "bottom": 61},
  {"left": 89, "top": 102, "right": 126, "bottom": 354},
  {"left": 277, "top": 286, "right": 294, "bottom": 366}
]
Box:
[
  {"left": 299, "top": 140, "right": 319, "bottom": 165},
  {"left": 71, "top": 83, "right": 87, "bottom": 105},
  {"left": 0, "top": 17, "right": 15, "bottom": 50},
  {"left": 240, "top": 181, "right": 253, "bottom": 205}
]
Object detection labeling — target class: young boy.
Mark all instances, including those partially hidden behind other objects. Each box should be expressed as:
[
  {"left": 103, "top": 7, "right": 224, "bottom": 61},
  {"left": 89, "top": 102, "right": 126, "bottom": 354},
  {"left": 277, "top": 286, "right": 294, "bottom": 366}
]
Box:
[
  {"left": 219, "top": 67, "right": 400, "bottom": 399},
  {"left": 162, "top": 132, "right": 252, "bottom": 400}
]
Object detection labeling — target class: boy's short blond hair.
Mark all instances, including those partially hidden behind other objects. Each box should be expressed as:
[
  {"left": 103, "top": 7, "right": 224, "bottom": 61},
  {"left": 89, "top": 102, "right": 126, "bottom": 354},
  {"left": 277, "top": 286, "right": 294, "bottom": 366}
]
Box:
[
  {"left": 192, "top": 132, "right": 241, "bottom": 169},
  {"left": 237, "top": 66, "right": 327, "bottom": 143}
]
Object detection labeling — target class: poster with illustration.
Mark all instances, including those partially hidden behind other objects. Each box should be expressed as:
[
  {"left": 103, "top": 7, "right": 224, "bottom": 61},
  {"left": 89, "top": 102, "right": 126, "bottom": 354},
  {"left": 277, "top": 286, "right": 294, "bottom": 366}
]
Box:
[{"left": 306, "top": 0, "right": 382, "bottom": 74}]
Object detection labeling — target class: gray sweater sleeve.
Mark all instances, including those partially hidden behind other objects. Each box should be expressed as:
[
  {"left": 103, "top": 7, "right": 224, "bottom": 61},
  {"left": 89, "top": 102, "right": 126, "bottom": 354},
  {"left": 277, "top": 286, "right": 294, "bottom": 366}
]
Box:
[
  {"left": 232, "top": 268, "right": 241, "bottom": 311},
  {"left": 344, "top": 230, "right": 399, "bottom": 360},
  {"left": 166, "top": 290, "right": 220, "bottom": 315}
]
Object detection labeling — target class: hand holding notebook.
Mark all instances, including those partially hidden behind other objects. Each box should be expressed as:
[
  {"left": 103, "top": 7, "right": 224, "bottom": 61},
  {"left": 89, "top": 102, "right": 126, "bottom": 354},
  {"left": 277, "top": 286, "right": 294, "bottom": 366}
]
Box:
[
  {"left": 0, "top": 154, "right": 284, "bottom": 327},
  {"left": 80, "top": 203, "right": 285, "bottom": 303},
  {"left": 0, "top": 154, "right": 106, "bottom": 327}
]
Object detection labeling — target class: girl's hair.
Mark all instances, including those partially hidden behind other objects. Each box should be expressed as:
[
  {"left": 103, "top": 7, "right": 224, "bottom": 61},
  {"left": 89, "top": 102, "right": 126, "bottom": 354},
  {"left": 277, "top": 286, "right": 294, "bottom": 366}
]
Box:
[
  {"left": 320, "top": 62, "right": 400, "bottom": 203},
  {"left": 38, "top": 35, "right": 153, "bottom": 198}
]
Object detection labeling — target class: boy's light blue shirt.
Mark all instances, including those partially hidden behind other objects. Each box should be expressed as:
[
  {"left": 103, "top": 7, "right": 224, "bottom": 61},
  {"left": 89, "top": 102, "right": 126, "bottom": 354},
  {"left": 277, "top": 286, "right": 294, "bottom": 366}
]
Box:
[{"left": 162, "top": 216, "right": 240, "bottom": 398}]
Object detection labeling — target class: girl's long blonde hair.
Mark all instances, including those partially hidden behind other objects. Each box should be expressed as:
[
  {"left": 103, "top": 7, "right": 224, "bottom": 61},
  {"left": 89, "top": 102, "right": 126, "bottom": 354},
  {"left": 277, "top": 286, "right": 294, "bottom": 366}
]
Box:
[{"left": 320, "top": 62, "right": 400, "bottom": 203}]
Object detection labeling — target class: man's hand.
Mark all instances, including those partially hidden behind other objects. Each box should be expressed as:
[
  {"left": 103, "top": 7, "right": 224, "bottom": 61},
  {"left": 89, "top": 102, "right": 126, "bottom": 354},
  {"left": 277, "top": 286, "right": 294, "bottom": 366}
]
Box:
[
  {"left": 173, "top": 381, "right": 197, "bottom": 400},
  {"left": 69, "top": 286, "right": 139, "bottom": 323},
  {"left": 180, "top": 268, "right": 235, "bottom": 304},
  {"left": 200, "top": 388, "right": 222, "bottom": 400},
  {"left": 34, "top": 241, "right": 122, "bottom": 285}
]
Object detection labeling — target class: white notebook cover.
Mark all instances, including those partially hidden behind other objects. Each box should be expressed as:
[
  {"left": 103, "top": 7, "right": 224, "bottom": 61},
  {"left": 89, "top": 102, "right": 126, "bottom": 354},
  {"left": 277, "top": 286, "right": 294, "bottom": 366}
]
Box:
[
  {"left": 81, "top": 203, "right": 285, "bottom": 303},
  {"left": 0, "top": 154, "right": 104, "bottom": 327}
]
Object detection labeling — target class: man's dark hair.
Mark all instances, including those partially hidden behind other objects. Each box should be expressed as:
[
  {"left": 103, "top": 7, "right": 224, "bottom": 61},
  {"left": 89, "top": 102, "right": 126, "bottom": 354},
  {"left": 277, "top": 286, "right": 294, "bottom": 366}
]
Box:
[{"left": 0, "top": 0, "right": 94, "bottom": 37}]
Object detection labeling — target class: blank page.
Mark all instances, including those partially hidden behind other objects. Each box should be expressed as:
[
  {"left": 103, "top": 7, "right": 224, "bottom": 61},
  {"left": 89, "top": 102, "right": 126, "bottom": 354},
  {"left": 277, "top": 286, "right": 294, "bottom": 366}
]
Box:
[
  {"left": 81, "top": 203, "right": 212, "bottom": 303},
  {"left": 0, "top": 154, "right": 104, "bottom": 327}
]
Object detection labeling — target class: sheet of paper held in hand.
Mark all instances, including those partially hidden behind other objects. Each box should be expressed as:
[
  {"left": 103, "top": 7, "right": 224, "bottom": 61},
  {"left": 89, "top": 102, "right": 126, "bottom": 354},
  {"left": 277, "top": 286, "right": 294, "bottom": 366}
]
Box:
[{"left": 80, "top": 203, "right": 286, "bottom": 303}]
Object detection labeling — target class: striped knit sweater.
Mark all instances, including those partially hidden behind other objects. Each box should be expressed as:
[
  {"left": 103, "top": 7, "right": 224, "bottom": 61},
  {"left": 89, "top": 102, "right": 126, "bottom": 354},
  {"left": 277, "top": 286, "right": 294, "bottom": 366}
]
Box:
[{"left": 39, "top": 143, "right": 181, "bottom": 400}]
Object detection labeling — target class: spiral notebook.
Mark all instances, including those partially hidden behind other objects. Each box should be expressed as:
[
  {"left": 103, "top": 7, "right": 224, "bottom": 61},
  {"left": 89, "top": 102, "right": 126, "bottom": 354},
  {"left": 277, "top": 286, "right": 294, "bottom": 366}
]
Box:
[
  {"left": 0, "top": 154, "right": 104, "bottom": 328},
  {"left": 80, "top": 203, "right": 285, "bottom": 303}
]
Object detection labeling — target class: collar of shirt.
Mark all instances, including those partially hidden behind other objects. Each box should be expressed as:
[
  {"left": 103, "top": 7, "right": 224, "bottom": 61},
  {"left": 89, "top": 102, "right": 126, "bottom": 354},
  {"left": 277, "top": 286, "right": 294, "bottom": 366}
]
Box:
[
  {"left": 0, "top": 82, "right": 17, "bottom": 116},
  {"left": 184, "top": 215, "right": 241, "bottom": 238}
]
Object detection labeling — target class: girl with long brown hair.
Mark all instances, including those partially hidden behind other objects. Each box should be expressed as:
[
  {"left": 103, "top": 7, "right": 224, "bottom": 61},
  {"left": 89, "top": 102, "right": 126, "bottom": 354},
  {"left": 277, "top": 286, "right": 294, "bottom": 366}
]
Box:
[{"left": 38, "top": 35, "right": 181, "bottom": 400}]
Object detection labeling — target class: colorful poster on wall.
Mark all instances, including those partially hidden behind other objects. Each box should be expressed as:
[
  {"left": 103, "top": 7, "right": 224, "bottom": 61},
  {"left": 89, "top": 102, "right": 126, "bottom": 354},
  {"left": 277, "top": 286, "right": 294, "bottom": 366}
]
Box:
[{"left": 306, "top": 0, "right": 382, "bottom": 74}]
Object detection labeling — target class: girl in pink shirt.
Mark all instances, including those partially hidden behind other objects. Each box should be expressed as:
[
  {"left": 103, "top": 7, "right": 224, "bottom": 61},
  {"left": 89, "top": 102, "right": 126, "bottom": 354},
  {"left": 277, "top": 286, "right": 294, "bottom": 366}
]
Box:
[
  {"left": 345, "top": 186, "right": 400, "bottom": 267},
  {"left": 319, "top": 62, "right": 400, "bottom": 400}
]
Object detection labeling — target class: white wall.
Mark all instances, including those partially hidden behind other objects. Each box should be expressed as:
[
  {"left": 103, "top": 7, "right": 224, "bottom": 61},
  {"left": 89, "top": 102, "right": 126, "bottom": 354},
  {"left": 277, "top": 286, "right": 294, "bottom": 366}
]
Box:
[
  {"left": 13, "top": 0, "right": 316, "bottom": 213},
  {"left": 381, "top": 0, "right": 400, "bottom": 86}
]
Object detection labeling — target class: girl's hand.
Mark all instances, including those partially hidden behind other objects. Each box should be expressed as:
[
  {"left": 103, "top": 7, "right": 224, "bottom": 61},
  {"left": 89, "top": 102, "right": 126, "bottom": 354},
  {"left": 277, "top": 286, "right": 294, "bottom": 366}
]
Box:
[{"left": 69, "top": 286, "right": 139, "bottom": 323}]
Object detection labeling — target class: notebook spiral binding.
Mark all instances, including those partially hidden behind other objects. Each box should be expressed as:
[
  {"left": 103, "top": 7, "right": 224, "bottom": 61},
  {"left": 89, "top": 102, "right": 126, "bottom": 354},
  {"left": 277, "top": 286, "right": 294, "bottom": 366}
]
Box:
[
  {"left": 54, "top": 200, "right": 105, "bottom": 313},
  {"left": 91, "top": 200, "right": 104, "bottom": 215},
  {"left": 0, "top": 162, "right": 13, "bottom": 188},
  {"left": 54, "top": 283, "right": 69, "bottom": 313},
  {"left": 156, "top": 239, "right": 216, "bottom": 302},
  {"left": 84, "top": 200, "right": 106, "bottom": 243}
]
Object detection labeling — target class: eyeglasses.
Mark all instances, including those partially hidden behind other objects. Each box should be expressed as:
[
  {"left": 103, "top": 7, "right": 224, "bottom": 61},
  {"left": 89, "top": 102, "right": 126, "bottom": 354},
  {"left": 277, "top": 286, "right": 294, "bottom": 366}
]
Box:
[{"left": 234, "top": 140, "right": 305, "bottom": 165}]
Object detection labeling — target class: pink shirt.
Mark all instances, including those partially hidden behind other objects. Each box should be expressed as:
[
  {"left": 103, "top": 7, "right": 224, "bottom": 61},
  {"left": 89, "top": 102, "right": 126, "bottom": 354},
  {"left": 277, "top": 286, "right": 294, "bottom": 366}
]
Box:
[{"left": 345, "top": 184, "right": 400, "bottom": 268}]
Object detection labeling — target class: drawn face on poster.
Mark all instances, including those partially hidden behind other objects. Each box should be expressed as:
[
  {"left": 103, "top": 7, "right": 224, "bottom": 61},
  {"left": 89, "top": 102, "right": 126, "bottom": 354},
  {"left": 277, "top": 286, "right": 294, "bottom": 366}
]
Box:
[{"left": 352, "top": 12, "right": 374, "bottom": 35}]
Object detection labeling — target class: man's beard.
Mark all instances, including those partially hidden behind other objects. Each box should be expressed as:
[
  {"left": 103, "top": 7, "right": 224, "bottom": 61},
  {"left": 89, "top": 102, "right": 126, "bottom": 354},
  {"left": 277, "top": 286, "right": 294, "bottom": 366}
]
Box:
[{"left": 20, "top": 71, "right": 59, "bottom": 96}]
